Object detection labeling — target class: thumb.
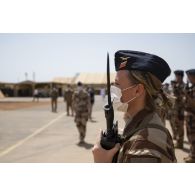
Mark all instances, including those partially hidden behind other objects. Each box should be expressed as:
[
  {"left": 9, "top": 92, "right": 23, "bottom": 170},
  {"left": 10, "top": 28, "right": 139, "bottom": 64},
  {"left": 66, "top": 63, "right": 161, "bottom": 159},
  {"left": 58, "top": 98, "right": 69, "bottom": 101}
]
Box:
[{"left": 109, "top": 143, "right": 121, "bottom": 155}]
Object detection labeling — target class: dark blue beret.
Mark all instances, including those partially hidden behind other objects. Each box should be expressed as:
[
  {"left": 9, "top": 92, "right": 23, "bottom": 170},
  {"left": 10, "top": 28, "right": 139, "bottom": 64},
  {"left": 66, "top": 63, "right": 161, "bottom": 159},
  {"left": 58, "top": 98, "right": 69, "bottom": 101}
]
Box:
[
  {"left": 186, "top": 69, "right": 195, "bottom": 76},
  {"left": 174, "top": 70, "right": 184, "bottom": 77},
  {"left": 115, "top": 50, "right": 171, "bottom": 83}
]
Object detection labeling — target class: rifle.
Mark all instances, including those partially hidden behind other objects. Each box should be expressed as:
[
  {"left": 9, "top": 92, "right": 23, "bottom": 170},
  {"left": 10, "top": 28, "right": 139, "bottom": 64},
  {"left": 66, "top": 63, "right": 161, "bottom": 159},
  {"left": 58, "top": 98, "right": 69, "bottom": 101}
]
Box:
[{"left": 100, "top": 53, "right": 122, "bottom": 163}]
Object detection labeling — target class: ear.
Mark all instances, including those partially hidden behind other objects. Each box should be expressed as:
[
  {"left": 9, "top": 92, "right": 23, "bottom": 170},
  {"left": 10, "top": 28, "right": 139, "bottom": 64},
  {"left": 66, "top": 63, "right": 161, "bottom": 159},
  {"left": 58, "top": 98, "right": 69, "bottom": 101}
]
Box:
[{"left": 135, "top": 84, "right": 145, "bottom": 97}]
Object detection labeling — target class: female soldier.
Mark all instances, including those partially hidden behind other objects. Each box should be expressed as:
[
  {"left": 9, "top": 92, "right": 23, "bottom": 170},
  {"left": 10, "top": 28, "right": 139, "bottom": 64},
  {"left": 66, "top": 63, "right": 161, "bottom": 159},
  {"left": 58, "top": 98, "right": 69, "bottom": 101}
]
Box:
[{"left": 92, "top": 50, "right": 177, "bottom": 163}]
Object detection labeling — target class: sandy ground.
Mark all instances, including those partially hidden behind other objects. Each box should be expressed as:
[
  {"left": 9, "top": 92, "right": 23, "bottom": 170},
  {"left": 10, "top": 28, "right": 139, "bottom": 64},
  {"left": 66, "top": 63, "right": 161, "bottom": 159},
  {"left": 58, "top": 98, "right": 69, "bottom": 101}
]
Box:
[
  {"left": 0, "top": 96, "right": 190, "bottom": 163},
  {"left": 0, "top": 97, "right": 64, "bottom": 110}
]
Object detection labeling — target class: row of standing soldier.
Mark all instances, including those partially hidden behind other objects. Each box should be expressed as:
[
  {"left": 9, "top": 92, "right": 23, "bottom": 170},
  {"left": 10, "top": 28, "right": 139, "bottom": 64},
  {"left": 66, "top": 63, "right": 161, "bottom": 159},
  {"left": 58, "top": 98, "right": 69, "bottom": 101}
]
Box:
[{"left": 163, "top": 69, "right": 195, "bottom": 163}]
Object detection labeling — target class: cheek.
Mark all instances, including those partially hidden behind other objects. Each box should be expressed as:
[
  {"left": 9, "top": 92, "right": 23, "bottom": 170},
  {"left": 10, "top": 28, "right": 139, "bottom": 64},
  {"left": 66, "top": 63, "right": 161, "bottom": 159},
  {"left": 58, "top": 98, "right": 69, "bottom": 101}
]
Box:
[{"left": 121, "top": 90, "right": 135, "bottom": 103}]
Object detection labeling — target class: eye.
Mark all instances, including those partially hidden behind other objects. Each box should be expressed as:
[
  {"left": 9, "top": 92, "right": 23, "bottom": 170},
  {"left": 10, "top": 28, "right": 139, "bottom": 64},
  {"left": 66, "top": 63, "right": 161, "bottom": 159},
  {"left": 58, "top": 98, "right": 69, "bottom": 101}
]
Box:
[{"left": 114, "top": 82, "right": 120, "bottom": 87}]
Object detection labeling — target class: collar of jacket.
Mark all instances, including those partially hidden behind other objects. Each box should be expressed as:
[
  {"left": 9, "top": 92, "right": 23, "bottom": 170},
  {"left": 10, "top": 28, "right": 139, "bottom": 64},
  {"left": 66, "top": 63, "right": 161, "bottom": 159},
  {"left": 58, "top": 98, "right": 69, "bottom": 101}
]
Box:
[{"left": 123, "top": 109, "right": 153, "bottom": 137}]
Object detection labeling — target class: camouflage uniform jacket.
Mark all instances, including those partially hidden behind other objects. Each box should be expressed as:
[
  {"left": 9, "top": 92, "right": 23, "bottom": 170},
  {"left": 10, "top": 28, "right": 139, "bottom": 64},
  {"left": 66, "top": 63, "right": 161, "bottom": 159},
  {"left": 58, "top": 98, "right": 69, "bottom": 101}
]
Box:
[
  {"left": 72, "top": 89, "right": 90, "bottom": 116},
  {"left": 64, "top": 89, "right": 73, "bottom": 104},
  {"left": 185, "top": 85, "right": 195, "bottom": 129},
  {"left": 51, "top": 89, "right": 58, "bottom": 99},
  {"left": 185, "top": 84, "right": 195, "bottom": 117},
  {"left": 117, "top": 109, "right": 177, "bottom": 163},
  {"left": 173, "top": 82, "right": 185, "bottom": 119}
]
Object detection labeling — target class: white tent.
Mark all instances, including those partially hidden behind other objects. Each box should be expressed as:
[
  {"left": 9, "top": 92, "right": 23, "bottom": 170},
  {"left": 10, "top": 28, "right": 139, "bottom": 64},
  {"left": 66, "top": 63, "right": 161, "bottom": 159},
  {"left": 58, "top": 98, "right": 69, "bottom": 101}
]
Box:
[
  {"left": 52, "top": 77, "right": 75, "bottom": 84},
  {"left": 74, "top": 73, "right": 116, "bottom": 85}
]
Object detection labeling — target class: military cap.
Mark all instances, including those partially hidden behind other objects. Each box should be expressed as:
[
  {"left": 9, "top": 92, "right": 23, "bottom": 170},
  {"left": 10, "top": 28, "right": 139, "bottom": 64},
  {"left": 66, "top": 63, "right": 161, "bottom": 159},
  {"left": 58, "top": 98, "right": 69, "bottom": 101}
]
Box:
[
  {"left": 186, "top": 69, "right": 195, "bottom": 76},
  {"left": 174, "top": 70, "right": 184, "bottom": 77},
  {"left": 115, "top": 50, "right": 171, "bottom": 83}
]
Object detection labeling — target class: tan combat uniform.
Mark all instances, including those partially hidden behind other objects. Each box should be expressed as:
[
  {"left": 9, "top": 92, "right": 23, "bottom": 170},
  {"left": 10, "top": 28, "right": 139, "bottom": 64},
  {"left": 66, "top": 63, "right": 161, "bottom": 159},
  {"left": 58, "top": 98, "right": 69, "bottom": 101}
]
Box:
[
  {"left": 172, "top": 82, "right": 185, "bottom": 148},
  {"left": 64, "top": 89, "right": 74, "bottom": 116},
  {"left": 72, "top": 89, "right": 90, "bottom": 143},
  {"left": 168, "top": 90, "right": 177, "bottom": 139},
  {"left": 117, "top": 109, "right": 177, "bottom": 163},
  {"left": 51, "top": 88, "right": 58, "bottom": 112},
  {"left": 185, "top": 84, "right": 195, "bottom": 161}
]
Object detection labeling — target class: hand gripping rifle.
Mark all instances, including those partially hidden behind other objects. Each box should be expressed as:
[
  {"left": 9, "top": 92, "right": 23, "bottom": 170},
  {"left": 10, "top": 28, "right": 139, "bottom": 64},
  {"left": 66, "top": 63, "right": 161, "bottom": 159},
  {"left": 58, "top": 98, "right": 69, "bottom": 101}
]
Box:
[{"left": 100, "top": 53, "right": 122, "bottom": 163}]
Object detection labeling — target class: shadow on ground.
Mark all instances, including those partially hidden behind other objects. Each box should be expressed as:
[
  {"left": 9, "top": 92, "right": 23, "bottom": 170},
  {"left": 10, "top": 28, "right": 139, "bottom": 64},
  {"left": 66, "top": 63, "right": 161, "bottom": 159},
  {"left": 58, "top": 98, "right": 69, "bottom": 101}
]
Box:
[{"left": 77, "top": 142, "right": 94, "bottom": 150}]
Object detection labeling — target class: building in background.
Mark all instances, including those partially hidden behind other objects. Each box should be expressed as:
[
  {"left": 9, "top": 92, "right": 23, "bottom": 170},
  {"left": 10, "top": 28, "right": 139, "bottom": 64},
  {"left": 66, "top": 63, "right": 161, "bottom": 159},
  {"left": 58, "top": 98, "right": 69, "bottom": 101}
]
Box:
[
  {"left": 0, "top": 81, "right": 15, "bottom": 97},
  {"left": 0, "top": 73, "right": 115, "bottom": 97}
]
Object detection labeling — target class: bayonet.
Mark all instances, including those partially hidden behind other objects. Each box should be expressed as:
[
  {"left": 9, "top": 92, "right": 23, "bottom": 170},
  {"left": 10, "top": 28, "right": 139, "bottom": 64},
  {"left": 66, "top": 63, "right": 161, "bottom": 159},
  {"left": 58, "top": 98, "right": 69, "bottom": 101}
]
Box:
[{"left": 100, "top": 53, "right": 122, "bottom": 162}]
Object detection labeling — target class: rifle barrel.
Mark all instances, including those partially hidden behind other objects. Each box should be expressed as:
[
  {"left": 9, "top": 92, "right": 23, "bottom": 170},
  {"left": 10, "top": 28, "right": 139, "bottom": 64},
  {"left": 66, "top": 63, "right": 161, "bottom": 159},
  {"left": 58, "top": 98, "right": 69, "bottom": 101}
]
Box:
[{"left": 107, "top": 53, "right": 112, "bottom": 106}]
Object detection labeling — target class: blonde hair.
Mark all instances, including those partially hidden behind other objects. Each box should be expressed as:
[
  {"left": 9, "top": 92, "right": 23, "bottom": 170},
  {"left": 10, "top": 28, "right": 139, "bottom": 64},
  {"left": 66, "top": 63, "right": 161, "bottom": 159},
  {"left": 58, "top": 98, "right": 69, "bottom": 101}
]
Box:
[{"left": 128, "top": 70, "right": 172, "bottom": 119}]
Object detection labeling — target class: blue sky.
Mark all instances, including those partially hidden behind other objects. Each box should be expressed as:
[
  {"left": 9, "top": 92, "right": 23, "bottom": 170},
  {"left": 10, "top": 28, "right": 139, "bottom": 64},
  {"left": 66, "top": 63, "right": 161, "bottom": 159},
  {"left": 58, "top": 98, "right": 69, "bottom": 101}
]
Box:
[{"left": 0, "top": 33, "right": 194, "bottom": 83}]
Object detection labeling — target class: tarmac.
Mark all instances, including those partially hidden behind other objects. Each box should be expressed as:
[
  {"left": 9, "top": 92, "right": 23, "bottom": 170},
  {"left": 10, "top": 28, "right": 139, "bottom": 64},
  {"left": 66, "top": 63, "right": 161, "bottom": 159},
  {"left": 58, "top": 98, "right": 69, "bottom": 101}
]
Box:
[{"left": 0, "top": 96, "right": 190, "bottom": 163}]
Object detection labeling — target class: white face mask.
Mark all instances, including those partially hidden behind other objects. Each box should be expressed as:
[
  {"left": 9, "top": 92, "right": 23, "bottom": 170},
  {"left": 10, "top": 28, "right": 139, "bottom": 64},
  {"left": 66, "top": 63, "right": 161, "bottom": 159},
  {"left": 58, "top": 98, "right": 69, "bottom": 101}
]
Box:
[{"left": 111, "top": 85, "right": 137, "bottom": 112}]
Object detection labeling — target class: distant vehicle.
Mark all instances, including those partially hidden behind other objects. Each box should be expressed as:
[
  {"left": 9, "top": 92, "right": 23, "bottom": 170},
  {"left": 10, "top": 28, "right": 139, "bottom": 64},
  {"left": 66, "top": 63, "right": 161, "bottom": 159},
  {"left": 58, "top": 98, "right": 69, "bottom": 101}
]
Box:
[{"left": 38, "top": 89, "right": 50, "bottom": 98}]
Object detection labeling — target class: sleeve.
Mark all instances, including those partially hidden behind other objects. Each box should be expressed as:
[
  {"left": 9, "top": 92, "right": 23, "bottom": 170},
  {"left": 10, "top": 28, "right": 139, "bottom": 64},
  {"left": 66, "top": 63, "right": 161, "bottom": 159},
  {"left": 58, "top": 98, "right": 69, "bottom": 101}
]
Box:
[
  {"left": 72, "top": 93, "right": 76, "bottom": 108},
  {"left": 87, "top": 93, "right": 91, "bottom": 112},
  {"left": 186, "top": 96, "right": 195, "bottom": 114},
  {"left": 119, "top": 139, "right": 161, "bottom": 163}
]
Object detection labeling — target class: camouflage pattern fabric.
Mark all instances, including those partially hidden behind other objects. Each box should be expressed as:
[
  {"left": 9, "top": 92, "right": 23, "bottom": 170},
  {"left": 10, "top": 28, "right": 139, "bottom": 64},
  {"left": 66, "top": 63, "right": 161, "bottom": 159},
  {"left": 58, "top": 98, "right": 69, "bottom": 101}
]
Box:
[
  {"left": 169, "top": 115, "right": 177, "bottom": 139},
  {"left": 64, "top": 89, "right": 73, "bottom": 104},
  {"left": 64, "top": 89, "right": 74, "bottom": 115},
  {"left": 51, "top": 88, "right": 58, "bottom": 99},
  {"left": 166, "top": 87, "right": 177, "bottom": 139},
  {"left": 185, "top": 84, "right": 195, "bottom": 159},
  {"left": 172, "top": 82, "right": 185, "bottom": 147},
  {"left": 51, "top": 88, "right": 58, "bottom": 112},
  {"left": 117, "top": 109, "right": 177, "bottom": 163},
  {"left": 51, "top": 99, "right": 57, "bottom": 112},
  {"left": 72, "top": 89, "right": 90, "bottom": 142}
]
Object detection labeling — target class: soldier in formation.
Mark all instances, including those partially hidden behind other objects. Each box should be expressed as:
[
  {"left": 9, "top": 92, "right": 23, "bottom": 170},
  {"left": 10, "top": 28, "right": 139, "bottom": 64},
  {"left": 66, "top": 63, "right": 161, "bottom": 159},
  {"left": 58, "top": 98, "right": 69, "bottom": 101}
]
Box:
[{"left": 172, "top": 70, "right": 185, "bottom": 149}]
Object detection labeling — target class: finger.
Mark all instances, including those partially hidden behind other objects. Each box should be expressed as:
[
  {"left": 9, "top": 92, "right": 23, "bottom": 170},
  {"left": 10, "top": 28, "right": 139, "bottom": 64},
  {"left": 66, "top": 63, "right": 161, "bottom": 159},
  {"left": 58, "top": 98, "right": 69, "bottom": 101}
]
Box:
[{"left": 109, "top": 143, "right": 121, "bottom": 155}]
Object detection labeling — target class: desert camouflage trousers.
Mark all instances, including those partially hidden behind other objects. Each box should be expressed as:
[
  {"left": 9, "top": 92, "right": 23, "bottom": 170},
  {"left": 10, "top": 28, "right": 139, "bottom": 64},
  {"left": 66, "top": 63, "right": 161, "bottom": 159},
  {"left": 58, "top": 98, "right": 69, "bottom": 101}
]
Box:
[
  {"left": 186, "top": 114, "right": 195, "bottom": 158},
  {"left": 171, "top": 109, "right": 184, "bottom": 146},
  {"left": 75, "top": 112, "right": 88, "bottom": 142},
  {"left": 175, "top": 117, "right": 184, "bottom": 145},
  {"left": 169, "top": 115, "right": 177, "bottom": 139}
]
